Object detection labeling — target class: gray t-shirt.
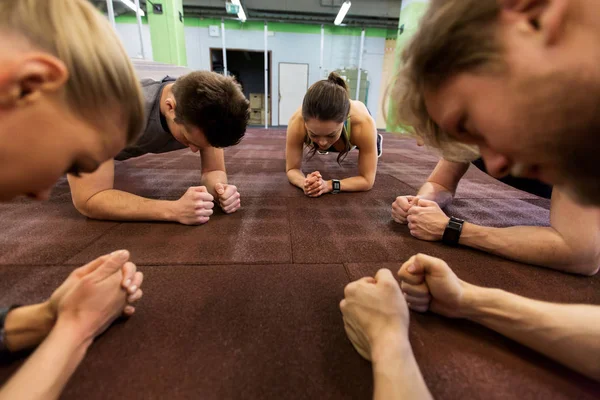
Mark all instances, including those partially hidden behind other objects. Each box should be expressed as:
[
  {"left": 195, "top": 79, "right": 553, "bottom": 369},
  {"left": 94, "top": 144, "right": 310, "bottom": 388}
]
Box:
[{"left": 116, "top": 76, "right": 186, "bottom": 161}]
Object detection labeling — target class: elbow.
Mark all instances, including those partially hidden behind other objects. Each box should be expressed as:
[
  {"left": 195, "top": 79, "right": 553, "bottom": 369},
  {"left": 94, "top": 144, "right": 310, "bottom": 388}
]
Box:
[
  {"left": 72, "top": 198, "right": 93, "bottom": 219},
  {"left": 71, "top": 195, "right": 99, "bottom": 219},
  {"left": 364, "top": 177, "right": 375, "bottom": 191},
  {"left": 562, "top": 252, "right": 600, "bottom": 276}
]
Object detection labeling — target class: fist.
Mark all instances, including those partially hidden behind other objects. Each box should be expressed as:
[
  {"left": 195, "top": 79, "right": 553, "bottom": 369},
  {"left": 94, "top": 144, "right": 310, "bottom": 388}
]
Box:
[
  {"left": 397, "top": 254, "right": 470, "bottom": 318},
  {"left": 215, "top": 183, "right": 241, "bottom": 214},
  {"left": 174, "top": 186, "right": 214, "bottom": 225},
  {"left": 407, "top": 198, "right": 449, "bottom": 241},
  {"left": 304, "top": 171, "right": 329, "bottom": 197},
  {"left": 340, "top": 269, "right": 410, "bottom": 361},
  {"left": 391, "top": 195, "right": 417, "bottom": 224}
]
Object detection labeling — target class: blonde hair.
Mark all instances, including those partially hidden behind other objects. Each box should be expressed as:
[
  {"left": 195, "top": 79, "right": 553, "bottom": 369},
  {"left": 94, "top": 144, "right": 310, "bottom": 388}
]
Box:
[
  {"left": 0, "top": 0, "right": 144, "bottom": 144},
  {"left": 389, "top": 0, "right": 503, "bottom": 162}
]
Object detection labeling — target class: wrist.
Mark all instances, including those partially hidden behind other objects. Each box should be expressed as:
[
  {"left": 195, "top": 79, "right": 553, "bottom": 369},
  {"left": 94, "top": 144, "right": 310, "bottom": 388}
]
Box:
[
  {"left": 163, "top": 200, "right": 178, "bottom": 222},
  {"left": 370, "top": 329, "right": 411, "bottom": 366},
  {"left": 457, "top": 282, "right": 492, "bottom": 320},
  {"left": 437, "top": 217, "right": 451, "bottom": 241},
  {"left": 326, "top": 180, "right": 333, "bottom": 193},
  {"left": 54, "top": 314, "right": 95, "bottom": 350}
]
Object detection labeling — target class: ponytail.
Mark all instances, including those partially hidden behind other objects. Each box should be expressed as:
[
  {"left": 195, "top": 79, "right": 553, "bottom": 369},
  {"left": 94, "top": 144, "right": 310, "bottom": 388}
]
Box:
[{"left": 327, "top": 72, "right": 349, "bottom": 94}]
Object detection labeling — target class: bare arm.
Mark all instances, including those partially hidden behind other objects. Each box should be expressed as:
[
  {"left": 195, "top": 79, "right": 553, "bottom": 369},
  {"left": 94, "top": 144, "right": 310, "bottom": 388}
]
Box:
[
  {"left": 285, "top": 111, "right": 308, "bottom": 190},
  {"left": 464, "top": 286, "right": 600, "bottom": 380},
  {"left": 3, "top": 303, "right": 55, "bottom": 352},
  {"left": 460, "top": 188, "right": 600, "bottom": 275},
  {"left": 393, "top": 159, "right": 468, "bottom": 224},
  {"left": 372, "top": 334, "right": 433, "bottom": 400},
  {"left": 418, "top": 159, "right": 469, "bottom": 208},
  {"left": 198, "top": 147, "right": 228, "bottom": 199},
  {"left": 0, "top": 319, "right": 90, "bottom": 400},
  {"left": 400, "top": 254, "right": 600, "bottom": 384},
  {"left": 332, "top": 111, "right": 378, "bottom": 193},
  {"left": 68, "top": 159, "right": 179, "bottom": 222}
]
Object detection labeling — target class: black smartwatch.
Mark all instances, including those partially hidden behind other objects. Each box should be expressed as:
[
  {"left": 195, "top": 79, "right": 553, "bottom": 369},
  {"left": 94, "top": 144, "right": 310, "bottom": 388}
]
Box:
[
  {"left": 442, "top": 217, "right": 464, "bottom": 246},
  {"left": 331, "top": 179, "right": 341, "bottom": 194}
]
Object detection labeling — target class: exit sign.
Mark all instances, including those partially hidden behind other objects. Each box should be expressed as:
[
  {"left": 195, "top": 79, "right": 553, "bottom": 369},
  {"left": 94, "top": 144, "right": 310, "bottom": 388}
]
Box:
[{"left": 225, "top": 2, "right": 240, "bottom": 14}]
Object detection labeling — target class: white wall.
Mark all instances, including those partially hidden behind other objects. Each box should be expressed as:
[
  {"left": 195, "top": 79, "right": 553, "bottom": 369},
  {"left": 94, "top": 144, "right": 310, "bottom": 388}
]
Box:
[
  {"left": 115, "top": 23, "right": 154, "bottom": 61},
  {"left": 185, "top": 26, "right": 386, "bottom": 126},
  {"left": 115, "top": 22, "right": 385, "bottom": 125}
]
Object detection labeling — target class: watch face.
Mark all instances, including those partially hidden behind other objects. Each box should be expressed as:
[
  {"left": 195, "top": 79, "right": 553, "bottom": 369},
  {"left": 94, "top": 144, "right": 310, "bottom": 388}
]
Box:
[{"left": 333, "top": 180, "right": 341, "bottom": 191}]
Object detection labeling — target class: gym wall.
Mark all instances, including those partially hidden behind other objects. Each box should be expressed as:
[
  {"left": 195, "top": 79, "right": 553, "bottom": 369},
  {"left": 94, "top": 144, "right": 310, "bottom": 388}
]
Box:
[{"left": 114, "top": 16, "right": 396, "bottom": 127}]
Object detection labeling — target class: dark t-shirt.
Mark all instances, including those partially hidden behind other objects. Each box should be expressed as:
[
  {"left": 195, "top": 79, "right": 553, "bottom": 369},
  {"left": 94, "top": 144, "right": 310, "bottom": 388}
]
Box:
[
  {"left": 472, "top": 158, "right": 553, "bottom": 199},
  {"left": 115, "top": 76, "right": 186, "bottom": 161}
]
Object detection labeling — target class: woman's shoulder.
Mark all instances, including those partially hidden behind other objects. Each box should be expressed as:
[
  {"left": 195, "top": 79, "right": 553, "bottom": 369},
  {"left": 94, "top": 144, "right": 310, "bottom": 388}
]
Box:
[
  {"left": 349, "top": 101, "right": 375, "bottom": 128},
  {"left": 286, "top": 108, "right": 307, "bottom": 139}
]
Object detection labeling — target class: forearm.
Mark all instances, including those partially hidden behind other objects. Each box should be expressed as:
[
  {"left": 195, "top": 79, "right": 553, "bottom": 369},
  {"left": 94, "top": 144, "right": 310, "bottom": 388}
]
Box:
[
  {"left": 417, "top": 182, "right": 454, "bottom": 208},
  {"left": 0, "top": 319, "right": 91, "bottom": 400},
  {"left": 336, "top": 175, "right": 374, "bottom": 193},
  {"left": 372, "top": 334, "right": 433, "bottom": 400},
  {"left": 463, "top": 285, "right": 600, "bottom": 381},
  {"left": 3, "top": 303, "right": 55, "bottom": 352},
  {"left": 460, "top": 224, "right": 599, "bottom": 275},
  {"left": 80, "top": 189, "right": 177, "bottom": 222},
  {"left": 201, "top": 170, "right": 228, "bottom": 199},
  {"left": 287, "top": 169, "right": 306, "bottom": 190}
]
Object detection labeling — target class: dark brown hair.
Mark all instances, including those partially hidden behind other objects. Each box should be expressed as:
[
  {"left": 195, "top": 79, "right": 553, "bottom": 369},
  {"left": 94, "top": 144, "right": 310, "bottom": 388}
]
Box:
[
  {"left": 172, "top": 71, "right": 250, "bottom": 148},
  {"left": 302, "top": 72, "right": 352, "bottom": 164}
]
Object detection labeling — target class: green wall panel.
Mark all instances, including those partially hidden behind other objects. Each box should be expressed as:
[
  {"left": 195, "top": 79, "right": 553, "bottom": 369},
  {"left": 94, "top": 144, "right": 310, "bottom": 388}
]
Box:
[
  {"left": 148, "top": 0, "right": 187, "bottom": 66},
  {"left": 386, "top": 0, "right": 430, "bottom": 132}
]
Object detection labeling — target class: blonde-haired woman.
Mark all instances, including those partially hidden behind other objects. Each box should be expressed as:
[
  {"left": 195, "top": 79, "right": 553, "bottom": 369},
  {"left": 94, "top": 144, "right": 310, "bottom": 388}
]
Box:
[{"left": 0, "top": 1, "right": 145, "bottom": 399}]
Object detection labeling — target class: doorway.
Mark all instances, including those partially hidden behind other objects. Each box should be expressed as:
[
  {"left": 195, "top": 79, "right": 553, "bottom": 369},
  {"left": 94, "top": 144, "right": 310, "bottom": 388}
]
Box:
[
  {"left": 278, "top": 63, "right": 309, "bottom": 126},
  {"left": 210, "top": 48, "right": 272, "bottom": 126}
]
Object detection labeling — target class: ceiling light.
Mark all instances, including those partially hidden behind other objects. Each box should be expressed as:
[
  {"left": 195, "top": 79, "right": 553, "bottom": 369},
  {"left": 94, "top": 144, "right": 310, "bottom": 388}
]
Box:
[
  {"left": 231, "top": 0, "right": 247, "bottom": 22},
  {"left": 120, "top": 0, "right": 145, "bottom": 17},
  {"left": 334, "top": 1, "right": 351, "bottom": 26}
]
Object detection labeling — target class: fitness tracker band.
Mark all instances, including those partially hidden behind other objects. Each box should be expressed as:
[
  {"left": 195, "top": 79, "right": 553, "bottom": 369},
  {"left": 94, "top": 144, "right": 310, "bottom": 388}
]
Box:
[
  {"left": 331, "top": 179, "right": 341, "bottom": 194},
  {"left": 0, "top": 305, "right": 20, "bottom": 354},
  {"left": 442, "top": 217, "right": 464, "bottom": 246}
]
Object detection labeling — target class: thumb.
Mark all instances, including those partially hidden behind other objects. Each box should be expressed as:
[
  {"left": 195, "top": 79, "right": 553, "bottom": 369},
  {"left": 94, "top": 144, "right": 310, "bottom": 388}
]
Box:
[
  {"left": 416, "top": 198, "right": 438, "bottom": 208},
  {"left": 409, "top": 254, "right": 451, "bottom": 277},
  {"left": 215, "top": 183, "right": 226, "bottom": 195},
  {"left": 374, "top": 268, "right": 397, "bottom": 285},
  {"left": 77, "top": 255, "right": 110, "bottom": 276},
  {"left": 91, "top": 250, "right": 130, "bottom": 281}
]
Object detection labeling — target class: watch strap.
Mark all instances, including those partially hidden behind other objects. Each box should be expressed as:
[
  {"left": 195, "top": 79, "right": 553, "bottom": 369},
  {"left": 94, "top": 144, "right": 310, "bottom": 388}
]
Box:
[
  {"left": 332, "top": 179, "right": 341, "bottom": 194},
  {"left": 442, "top": 217, "right": 464, "bottom": 246}
]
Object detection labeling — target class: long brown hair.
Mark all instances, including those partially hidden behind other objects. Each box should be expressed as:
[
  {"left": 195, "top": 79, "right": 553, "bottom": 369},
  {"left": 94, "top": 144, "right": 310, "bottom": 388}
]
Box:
[{"left": 302, "top": 72, "right": 352, "bottom": 164}]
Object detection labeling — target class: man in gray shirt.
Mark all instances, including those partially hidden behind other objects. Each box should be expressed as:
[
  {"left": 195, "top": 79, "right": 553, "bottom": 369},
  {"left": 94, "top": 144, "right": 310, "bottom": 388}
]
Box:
[{"left": 68, "top": 71, "right": 250, "bottom": 225}]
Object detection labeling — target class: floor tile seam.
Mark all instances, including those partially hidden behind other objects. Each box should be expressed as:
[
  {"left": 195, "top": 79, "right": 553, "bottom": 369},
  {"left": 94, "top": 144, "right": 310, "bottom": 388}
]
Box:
[
  {"left": 52, "top": 222, "right": 124, "bottom": 266},
  {"left": 382, "top": 174, "right": 420, "bottom": 192}
]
